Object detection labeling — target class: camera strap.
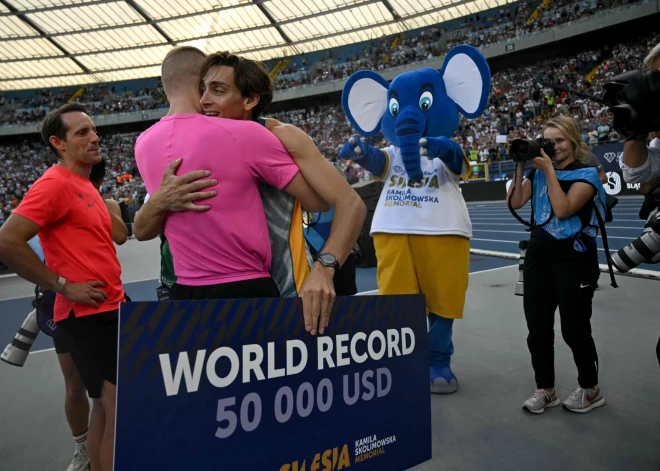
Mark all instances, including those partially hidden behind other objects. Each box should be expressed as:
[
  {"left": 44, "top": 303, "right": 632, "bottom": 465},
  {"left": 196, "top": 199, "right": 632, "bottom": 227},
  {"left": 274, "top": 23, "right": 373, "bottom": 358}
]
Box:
[
  {"left": 593, "top": 203, "right": 618, "bottom": 288},
  {"left": 506, "top": 177, "right": 553, "bottom": 229},
  {"left": 572, "top": 177, "right": 618, "bottom": 288}
]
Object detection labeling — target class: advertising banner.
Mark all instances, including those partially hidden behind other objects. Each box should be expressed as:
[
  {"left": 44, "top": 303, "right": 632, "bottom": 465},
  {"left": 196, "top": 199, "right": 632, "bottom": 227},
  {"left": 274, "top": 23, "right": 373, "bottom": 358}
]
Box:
[
  {"left": 592, "top": 142, "right": 641, "bottom": 196},
  {"left": 115, "top": 295, "right": 431, "bottom": 471}
]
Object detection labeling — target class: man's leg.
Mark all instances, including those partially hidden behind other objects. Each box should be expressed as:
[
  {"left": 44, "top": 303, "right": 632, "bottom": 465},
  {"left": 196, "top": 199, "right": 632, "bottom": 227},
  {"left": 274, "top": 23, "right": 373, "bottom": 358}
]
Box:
[
  {"left": 56, "top": 310, "right": 119, "bottom": 471},
  {"left": 57, "top": 352, "right": 90, "bottom": 437},
  {"left": 98, "top": 381, "right": 117, "bottom": 471},
  {"left": 55, "top": 342, "right": 91, "bottom": 471},
  {"left": 88, "top": 400, "right": 105, "bottom": 471}
]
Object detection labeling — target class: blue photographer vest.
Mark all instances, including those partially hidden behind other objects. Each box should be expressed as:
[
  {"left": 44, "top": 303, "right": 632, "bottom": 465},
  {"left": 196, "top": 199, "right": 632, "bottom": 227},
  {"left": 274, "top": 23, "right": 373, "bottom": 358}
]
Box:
[{"left": 531, "top": 166, "right": 606, "bottom": 251}]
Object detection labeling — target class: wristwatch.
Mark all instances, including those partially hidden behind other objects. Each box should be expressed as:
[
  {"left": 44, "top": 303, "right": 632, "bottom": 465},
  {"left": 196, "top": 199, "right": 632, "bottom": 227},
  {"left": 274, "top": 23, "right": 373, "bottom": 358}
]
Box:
[
  {"left": 51, "top": 275, "right": 67, "bottom": 293},
  {"left": 317, "top": 253, "right": 340, "bottom": 271}
]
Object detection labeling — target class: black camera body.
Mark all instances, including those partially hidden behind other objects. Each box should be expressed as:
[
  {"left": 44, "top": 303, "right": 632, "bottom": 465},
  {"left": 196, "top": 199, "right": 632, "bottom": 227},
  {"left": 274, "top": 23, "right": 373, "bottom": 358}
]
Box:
[
  {"left": 603, "top": 69, "right": 660, "bottom": 140},
  {"left": 510, "top": 138, "right": 555, "bottom": 162}
]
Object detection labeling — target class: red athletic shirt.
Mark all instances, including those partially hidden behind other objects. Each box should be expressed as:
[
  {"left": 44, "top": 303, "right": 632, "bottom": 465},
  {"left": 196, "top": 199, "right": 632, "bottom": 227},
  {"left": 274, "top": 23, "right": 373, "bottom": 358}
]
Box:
[{"left": 13, "top": 165, "right": 124, "bottom": 322}]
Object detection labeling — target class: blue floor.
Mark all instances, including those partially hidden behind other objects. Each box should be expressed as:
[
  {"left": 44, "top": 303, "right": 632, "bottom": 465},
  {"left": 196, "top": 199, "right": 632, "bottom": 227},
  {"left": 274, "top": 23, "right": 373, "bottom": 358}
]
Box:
[
  {"left": 467, "top": 197, "right": 657, "bottom": 271},
  {"left": 0, "top": 256, "right": 516, "bottom": 354},
  {"left": 4, "top": 198, "right": 646, "bottom": 355}
]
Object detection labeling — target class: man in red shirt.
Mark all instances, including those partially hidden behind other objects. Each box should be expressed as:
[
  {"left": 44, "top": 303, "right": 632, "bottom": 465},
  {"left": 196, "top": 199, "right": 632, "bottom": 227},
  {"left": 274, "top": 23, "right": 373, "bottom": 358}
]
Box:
[{"left": 0, "top": 103, "right": 125, "bottom": 471}]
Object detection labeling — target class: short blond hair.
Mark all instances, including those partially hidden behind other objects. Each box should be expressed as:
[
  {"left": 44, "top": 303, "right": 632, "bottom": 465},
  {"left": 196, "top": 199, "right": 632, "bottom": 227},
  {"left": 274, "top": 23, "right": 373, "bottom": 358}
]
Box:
[{"left": 161, "top": 46, "right": 206, "bottom": 97}]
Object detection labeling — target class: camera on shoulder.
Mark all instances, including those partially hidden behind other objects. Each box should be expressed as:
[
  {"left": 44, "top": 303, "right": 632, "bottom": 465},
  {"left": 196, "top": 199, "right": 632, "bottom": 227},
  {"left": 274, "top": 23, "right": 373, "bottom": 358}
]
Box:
[{"left": 509, "top": 138, "right": 555, "bottom": 162}]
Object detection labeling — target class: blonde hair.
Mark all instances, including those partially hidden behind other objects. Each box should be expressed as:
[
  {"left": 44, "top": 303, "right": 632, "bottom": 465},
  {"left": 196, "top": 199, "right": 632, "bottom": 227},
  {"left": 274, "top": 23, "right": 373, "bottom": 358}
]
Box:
[
  {"left": 542, "top": 116, "right": 592, "bottom": 165},
  {"left": 161, "top": 46, "right": 207, "bottom": 97}
]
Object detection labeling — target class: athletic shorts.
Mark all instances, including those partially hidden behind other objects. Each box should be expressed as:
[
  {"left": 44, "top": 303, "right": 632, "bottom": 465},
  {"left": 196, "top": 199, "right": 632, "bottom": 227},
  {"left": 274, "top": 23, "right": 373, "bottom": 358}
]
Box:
[
  {"left": 373, "top": 233, "right": 469, "bottom": 319},
  {"left": 53, "top": 333, "right": 68, "bottom": 354},
  {"left": 170, "top": 276, "right": 280, "bottom": 300},
  {"left": 56, "top": 309, "right": 119, "bottom": 399},
  {"left": 51, "top": 293, "right": 131, "bottom": 355}
]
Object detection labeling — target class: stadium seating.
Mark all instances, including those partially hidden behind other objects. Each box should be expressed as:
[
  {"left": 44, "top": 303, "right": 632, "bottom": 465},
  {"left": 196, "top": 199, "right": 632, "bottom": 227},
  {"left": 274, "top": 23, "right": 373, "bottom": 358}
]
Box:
[{"left": 0, "top": 2, "right": 656, "bottom": 220}]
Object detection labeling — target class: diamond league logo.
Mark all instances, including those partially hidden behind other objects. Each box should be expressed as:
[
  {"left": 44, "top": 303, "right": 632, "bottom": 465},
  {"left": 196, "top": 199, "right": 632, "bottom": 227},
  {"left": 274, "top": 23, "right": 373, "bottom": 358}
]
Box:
[
  {"left": 603, "top": 152, "right": 617, "bottom": 163},
  {"left": 605, "top": 172, "right": 621, "bottom": 195},
  {"left": 393, "top": 165, "right": 404, "bottom": 174}
]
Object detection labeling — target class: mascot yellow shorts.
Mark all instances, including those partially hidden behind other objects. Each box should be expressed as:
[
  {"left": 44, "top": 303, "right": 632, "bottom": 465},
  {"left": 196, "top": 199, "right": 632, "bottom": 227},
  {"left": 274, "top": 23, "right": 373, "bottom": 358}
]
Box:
[{"left": 373, "top": 233, "right": 469, "bottom": 319}]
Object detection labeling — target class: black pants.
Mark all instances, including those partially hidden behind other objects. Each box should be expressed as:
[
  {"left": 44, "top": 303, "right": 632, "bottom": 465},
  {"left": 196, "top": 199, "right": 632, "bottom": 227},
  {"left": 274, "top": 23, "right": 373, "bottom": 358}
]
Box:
[
  {"left": 170, "top": 276, "right": 280, "bottom": 300},
  {"left": 523, "top": 237, "right": 600, "bottom": 389}
]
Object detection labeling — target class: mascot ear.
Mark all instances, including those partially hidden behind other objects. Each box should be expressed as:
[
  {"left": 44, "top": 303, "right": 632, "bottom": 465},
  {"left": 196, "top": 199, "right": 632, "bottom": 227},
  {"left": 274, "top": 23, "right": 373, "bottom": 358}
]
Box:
[
  {"left": 440, "top": 44, "right": 492, "bottom": 119},
  {"left": 341, "top": 70, "right": 389, "bottom": 137}
]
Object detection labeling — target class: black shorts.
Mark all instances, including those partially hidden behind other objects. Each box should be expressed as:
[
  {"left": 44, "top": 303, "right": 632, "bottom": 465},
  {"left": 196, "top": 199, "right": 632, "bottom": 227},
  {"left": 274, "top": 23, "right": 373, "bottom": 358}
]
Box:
[
  {"left": 56, "top": 309, "right": 119, "bottom": 399},
  {"left": 53, "top": 333, "right": 68, "bottom": 354},
  {"left": 170, "top": 276, "right": 280, "bottom": 300}
]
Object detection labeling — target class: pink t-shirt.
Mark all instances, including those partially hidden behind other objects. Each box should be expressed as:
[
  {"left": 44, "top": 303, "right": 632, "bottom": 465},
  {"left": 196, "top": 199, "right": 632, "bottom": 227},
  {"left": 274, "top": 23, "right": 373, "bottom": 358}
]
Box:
[{"left": 135, "top": 114, "right": 299, "bottom": 286}]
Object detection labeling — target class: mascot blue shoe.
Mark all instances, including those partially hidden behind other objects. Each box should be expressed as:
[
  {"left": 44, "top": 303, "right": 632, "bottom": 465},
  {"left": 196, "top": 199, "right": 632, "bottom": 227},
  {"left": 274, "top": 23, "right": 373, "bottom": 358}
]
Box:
[
  {"left": 338, "top": 45, "right": 491, "bottom": 394},
  {"left": 430, "top": 367, "right": 458, "bottom": 394}
]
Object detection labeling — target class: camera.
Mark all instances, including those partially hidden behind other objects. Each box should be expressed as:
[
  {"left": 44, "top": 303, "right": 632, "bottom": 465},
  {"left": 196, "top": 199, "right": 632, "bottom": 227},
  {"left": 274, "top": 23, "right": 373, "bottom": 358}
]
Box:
[
  {"left": 611, "top": 210, "right": 660, "bottom": 273},
  {"left": 510, "top": 138, "right": 555, "bottom": 162},
  {"left": 603, "top": 69, "right": 660, "bottom": 140}
]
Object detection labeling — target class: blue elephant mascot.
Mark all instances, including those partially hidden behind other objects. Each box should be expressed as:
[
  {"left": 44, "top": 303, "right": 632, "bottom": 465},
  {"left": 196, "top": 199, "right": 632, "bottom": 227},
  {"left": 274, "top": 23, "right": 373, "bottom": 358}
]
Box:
[{"left": 339, "top": 45, "right": 491, "bottom": 394}]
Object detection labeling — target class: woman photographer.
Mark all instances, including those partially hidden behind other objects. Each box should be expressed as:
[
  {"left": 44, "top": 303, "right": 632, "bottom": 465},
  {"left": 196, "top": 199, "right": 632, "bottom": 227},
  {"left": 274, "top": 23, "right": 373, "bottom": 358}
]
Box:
[{"left": 506, "top": 117, "right": 609, "bottom": 415}]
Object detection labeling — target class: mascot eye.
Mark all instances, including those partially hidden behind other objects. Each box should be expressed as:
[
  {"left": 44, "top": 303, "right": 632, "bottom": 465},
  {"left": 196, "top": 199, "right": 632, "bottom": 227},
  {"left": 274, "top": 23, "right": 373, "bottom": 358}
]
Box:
[
  {"left": 389, "top": 97, "right": 399, "bottom": 117},
  {"left": 419, "top": 91, "right": 433, "bottom": 111}
]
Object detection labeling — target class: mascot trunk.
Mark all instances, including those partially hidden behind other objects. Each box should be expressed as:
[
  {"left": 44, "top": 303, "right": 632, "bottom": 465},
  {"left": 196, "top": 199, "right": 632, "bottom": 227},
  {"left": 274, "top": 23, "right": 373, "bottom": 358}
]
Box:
[{"left": 339, "top": 45, "right": 492, "bottom": 394}]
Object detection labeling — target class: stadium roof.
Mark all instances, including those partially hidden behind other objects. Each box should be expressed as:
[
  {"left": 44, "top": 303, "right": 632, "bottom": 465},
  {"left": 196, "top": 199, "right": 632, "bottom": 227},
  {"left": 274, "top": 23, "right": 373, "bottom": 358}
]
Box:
[{"left": 0, "top": 0, "right": 513, "bottom": 91}]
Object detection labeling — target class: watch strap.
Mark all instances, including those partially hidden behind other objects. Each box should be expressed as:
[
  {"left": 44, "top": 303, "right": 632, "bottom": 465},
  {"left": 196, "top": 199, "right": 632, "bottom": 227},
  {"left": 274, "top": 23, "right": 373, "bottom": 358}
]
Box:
[{"left": 52, "top": 275, "right": 66, "bottom": 293}]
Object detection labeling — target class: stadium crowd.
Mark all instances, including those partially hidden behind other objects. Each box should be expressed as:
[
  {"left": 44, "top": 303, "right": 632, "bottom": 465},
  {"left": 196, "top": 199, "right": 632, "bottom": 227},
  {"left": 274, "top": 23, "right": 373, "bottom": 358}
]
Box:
[
  {"left": 0, "top": 133, "right": 145, "bottom": 221},
  {"left": 0, "top": 0, "right": 640, "bottom": 124},
  {"left": 0, "top": 6, "right": 655, "bottom": 219},
  {"left": 0, "top": 84, "right": 168, "bottom": 126}
]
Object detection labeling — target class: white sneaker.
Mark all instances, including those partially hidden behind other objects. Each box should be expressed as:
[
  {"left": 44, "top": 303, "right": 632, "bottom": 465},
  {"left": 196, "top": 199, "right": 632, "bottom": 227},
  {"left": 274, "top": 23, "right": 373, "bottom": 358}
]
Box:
[
  {"left": 562, "top": 386, "right": 605, "bottom": 413},
  {"left": 522, "top": 389, "right": 560, "bottom": 414},
  {"left": 66, "top": 445, "right": 90, "bottom": 471}
]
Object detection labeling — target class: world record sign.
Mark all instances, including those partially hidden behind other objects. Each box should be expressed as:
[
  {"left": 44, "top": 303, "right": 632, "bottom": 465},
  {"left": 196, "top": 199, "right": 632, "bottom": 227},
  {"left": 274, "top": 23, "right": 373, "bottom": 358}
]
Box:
[{"left": 114, "top": 295, "right": 431, "bottom": 470}]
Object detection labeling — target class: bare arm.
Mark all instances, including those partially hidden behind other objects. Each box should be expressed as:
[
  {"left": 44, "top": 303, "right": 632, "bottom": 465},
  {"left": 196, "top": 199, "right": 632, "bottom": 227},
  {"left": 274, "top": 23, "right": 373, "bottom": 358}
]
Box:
[
  {"left": 282, "top": 174, "right": 331, "bottom": 213},
  {"left": 133, "top": 195, "right": 168, "bottom": 242},
  {"left": 0, "top": 214, "right": 59, "bottom": 289},
  {"left": 133, "top": 159, "right": 217, "bottom": 241},
  {"left": 545, "top": 176, "right": 595, "bottom": 219},
  {"left": 506, "top": 161, "right": 532, "bottom": 210},
  {"left": 272, "top": 121, "right": 367, "bottom": 264},
  {"left": 104, "top": 199, "right": 128, "bottom": 245},
  {"left": 623, "top": 139, "right": 649, "bottom": 169},
  {"left": 267, "top": 119, "right": 367, "bottom": 336},
  {"left": 0, "top": 214, "right": 108, "bottom": 307},
  {"left": 268, "top": 121, "right": 366, "bottom": 266}
]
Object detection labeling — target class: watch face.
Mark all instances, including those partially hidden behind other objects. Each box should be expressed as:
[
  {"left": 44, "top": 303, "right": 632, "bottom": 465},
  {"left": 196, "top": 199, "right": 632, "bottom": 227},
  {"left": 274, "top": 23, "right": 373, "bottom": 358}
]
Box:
[{"left": 319, "top": 253, "right": 336, "bottom": 265}]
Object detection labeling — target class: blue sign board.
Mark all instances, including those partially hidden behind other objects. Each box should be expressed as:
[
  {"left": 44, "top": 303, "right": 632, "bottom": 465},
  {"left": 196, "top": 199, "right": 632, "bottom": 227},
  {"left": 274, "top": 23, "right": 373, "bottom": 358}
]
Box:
[
  {"left": 115, "top": 295, "right": 431, "bottom": 471},
  {"left": 592, "top": 142, "right": 641, "bottom": 196}
]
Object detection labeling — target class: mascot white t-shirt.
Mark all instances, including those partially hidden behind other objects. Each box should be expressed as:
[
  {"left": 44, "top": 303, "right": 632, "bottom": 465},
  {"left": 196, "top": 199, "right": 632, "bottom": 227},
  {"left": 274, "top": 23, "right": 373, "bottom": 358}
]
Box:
[{"left": 371, "top": 145, "right": 472, "bottom": 238}]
